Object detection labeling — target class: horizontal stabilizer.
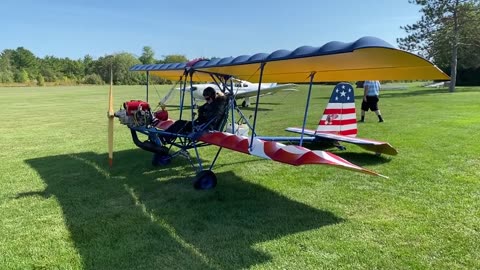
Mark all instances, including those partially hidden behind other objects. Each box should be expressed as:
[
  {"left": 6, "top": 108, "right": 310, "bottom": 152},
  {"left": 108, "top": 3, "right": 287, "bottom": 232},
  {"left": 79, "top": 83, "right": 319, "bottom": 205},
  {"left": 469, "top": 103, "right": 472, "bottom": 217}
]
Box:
[{"left": 286, "top": 127, "right": 398, "bottom": 156}]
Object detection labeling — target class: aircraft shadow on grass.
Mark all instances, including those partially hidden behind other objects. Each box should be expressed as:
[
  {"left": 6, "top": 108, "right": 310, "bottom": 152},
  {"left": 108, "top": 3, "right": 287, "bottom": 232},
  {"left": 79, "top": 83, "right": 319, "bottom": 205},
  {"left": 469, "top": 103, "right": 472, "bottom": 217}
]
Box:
[
  {"left": 333, "top": 152, "right": 392, "bottom": 166},
  {"left": 23, "top": 149, "right": 342, "bottom": 270}
]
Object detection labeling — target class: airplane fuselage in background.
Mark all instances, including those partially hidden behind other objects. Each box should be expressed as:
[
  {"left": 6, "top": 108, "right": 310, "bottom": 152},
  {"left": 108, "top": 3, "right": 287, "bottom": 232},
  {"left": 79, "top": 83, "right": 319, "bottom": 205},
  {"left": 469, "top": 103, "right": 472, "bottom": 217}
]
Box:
[{"left": 186, "top": 80, "right": 295, "bottom": 107}]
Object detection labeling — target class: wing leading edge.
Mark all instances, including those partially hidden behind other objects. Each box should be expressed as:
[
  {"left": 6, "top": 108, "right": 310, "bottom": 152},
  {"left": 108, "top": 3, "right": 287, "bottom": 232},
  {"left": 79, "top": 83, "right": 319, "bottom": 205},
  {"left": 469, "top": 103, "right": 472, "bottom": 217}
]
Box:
[{"left": 130, "top": 36, "right": 449, "bottom": 83}]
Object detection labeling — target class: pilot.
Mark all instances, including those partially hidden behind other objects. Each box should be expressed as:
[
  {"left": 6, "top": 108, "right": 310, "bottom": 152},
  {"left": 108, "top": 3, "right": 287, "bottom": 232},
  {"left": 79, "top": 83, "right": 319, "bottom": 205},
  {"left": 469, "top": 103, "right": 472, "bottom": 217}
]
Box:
[
  {"left": 196, "top": 87, "right": 227, "bottom": 130},
  {"left": 164, "top": 87, "right": 227, "bottom": 135}
]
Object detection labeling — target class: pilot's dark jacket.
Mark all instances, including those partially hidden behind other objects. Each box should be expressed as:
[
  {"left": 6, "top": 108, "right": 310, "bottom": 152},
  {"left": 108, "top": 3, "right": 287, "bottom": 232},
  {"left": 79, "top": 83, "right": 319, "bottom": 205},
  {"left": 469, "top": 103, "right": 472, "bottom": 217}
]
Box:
[{"left": 197, "top": 95, "right": 227, "bottom": 130}]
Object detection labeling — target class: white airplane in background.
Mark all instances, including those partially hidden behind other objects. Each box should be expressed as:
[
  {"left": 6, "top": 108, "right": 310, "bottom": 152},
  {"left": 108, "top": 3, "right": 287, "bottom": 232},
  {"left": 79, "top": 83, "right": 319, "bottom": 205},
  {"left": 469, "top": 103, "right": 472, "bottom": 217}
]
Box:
[{"left": 184, "top": 79, "right": 297, "bottom": 107}]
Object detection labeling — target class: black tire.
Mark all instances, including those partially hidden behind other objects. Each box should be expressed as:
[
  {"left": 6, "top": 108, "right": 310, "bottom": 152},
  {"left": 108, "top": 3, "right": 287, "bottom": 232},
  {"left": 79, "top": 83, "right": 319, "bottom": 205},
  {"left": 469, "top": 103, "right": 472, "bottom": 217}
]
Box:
[
  {"left": 241, "top": 100, "right": 247, "bottom": 107},
  {"left": 193, "top": 170, "right": 217, "bottom": 190},
  {"left": 152, "top": 153, "right": 171, "bottom": 166}
]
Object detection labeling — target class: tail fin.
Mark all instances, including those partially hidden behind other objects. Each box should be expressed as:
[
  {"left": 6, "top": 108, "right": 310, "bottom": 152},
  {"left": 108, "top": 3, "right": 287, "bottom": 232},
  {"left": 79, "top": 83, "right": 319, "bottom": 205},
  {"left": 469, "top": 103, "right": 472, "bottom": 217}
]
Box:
[{"left": 316, "top": 83, "right": 357, "bottom": 137}]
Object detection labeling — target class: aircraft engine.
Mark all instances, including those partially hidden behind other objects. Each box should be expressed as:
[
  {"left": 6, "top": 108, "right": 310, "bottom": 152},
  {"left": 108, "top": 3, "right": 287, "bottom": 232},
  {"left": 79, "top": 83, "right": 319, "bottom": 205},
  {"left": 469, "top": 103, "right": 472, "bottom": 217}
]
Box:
[{"left": 114, "top": 100, "right": 153, "bottom": 128}]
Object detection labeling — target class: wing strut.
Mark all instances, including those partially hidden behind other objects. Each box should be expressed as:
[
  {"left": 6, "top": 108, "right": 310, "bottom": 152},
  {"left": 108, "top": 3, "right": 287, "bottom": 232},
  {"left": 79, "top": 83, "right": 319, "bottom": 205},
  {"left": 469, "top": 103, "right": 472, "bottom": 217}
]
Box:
[
  {"left": 107, "top": 68, "right": 114, "bottom": 167},
  {"left": 249, "top": 62, "right": 266, "bottom": 150},
  {"left": 146, "top": 71, "right": 150, "bottom": 102},
  {"left": 300, "top": 72, "right": 316, "bottom": 146},
  {"left": 178, "top": 72, "right": 189, "bottom": 120}
]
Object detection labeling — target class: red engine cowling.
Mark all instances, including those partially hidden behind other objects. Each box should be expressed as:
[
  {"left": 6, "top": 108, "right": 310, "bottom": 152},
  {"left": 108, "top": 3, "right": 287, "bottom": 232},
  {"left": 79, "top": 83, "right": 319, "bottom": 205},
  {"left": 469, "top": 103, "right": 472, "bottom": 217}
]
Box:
[{"left": 123, "top": 100, "right": 151, "bottom": 115}]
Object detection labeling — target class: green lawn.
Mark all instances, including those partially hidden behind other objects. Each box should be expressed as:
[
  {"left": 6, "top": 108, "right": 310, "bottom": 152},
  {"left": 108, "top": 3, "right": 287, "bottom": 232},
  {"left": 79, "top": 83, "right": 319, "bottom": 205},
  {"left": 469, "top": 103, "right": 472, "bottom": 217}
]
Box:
[{"left": 0, "top": 84, "right": 479, "bottom": 269}]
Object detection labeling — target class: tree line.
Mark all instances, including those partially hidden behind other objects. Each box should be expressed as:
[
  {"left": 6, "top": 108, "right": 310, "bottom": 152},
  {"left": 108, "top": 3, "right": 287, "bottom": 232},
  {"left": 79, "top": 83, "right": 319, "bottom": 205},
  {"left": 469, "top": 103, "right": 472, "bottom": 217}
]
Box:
[
  {"left": 0, "top": 46, "right": 188, "bottom": 86},
  {"left": 2, "top": 0, "right": 480, "bottom": 90},
  {"left": 398, "top": 0, "right": 480, "bottom": 90}
]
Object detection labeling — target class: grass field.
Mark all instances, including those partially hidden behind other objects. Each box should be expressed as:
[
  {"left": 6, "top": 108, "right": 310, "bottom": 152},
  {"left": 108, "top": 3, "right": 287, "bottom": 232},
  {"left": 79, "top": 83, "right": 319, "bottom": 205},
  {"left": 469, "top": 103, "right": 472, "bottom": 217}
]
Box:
[{"left": 0, "top": 83, "right": 479, "bottom": 269}]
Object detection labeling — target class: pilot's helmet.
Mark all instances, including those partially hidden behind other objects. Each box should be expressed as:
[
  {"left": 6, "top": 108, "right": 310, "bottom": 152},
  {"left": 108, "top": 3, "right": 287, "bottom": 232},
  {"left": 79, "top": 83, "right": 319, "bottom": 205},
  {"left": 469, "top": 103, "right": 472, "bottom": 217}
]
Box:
[{"left": 203, "top": 87, "right": 216, "bottom": 99}]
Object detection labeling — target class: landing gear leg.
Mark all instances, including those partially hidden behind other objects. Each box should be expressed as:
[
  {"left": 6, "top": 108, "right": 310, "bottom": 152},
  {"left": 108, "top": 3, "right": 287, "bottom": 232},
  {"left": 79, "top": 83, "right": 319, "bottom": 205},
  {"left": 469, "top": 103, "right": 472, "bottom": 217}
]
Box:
[{"left": 241, "top": 97, "right": 250, "bottom": 107}]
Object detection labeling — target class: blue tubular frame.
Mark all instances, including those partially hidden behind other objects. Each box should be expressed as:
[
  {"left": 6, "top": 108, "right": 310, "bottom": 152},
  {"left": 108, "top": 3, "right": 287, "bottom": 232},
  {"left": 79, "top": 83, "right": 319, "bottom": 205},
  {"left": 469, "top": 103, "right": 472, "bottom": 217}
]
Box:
[
  {"left": 300, "top": 72, "right": 316, "bottom": 146},
  {"left": 146, "top": 71, "right": 150, "bottom": 102},
  {"left": 188, "top": 70, "right": 203, "bottom": 171},
  {"left": 249, "top": 62, "right": 266, "bottom": 150},
  {"left": 189, "top": 72, "right": 196, "bottom": 130},
  {"left": 230, "top": 78, "right": 235, "bottom": 133},
  {"left": 130, "top": 65, "right": 274, "bottom": 176},
  {"left": 179, "top": 74, "right": 188, "bottom": 120}
]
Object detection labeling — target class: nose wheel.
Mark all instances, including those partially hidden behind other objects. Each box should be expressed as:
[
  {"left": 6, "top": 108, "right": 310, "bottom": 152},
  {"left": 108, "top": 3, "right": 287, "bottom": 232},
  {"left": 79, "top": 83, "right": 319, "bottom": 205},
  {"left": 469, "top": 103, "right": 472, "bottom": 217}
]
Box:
[{"left": 152, "top": 147, "right": 171, "bottom": 166}]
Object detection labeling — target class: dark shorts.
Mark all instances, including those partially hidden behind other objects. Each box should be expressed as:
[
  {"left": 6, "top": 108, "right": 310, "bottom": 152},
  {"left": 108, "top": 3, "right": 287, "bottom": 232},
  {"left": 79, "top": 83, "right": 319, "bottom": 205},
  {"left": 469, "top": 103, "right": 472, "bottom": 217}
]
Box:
[{"left": 361, "top": 95, "right": 379, "bottom": 111}]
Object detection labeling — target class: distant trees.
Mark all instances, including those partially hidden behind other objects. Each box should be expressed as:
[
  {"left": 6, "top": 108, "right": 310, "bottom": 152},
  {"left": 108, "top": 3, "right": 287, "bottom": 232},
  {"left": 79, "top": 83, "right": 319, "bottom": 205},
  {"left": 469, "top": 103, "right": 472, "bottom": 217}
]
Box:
[
  {"left": 0, "top": 46, "right": 189, "bottom": 86},
  {"left": 398, "top": 0, "right": 480, "bottom": 91},
  {"left": 83, "top": 74, "right": 104, "bottom": 85},
  {"left": 0, "top": 50, "right": 14, "bottom": 83},
  {"left": 139, "top": 46, "right": 156, "bottom": 64},
  {"left": 162, "top": 54, "right": 188, "bottom": 64}
]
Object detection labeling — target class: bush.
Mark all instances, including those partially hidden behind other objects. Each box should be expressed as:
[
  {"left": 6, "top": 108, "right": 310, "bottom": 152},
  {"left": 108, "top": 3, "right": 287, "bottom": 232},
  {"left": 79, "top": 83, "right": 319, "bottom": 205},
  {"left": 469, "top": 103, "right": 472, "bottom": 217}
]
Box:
[
  {"left": 0, "top": 71, "right": 14, "bottom": 83},
  {"left": 36, "top": 74, "right": 45, "bottom": 86},
  {"left": 14, "top": 69, "right": 29, "bottom": 83},
  {"left": 83, "top": 74, "right": 105, "bottom": 85}
]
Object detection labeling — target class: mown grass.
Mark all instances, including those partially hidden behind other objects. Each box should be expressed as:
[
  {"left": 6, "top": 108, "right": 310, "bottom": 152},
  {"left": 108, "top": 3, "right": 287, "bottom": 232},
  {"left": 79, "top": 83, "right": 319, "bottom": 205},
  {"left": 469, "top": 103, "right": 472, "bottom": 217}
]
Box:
[{"left": 0, "top": 83, "right": 479, "bottom": 269}]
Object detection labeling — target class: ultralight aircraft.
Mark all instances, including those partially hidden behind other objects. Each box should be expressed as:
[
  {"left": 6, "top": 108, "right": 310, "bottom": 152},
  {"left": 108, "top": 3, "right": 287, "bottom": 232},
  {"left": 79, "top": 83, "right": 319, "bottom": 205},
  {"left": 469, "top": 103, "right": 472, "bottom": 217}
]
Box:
[{"left": 108, "top": 36, "right": 449, "bottom": 190}]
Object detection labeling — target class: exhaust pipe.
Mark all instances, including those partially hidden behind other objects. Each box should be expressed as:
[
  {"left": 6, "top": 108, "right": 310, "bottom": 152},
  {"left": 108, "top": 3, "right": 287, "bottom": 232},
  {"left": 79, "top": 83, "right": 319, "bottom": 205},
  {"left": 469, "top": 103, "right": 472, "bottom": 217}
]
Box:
[{"left": 130, "top": 129, "right": 168, "bottom": 154}]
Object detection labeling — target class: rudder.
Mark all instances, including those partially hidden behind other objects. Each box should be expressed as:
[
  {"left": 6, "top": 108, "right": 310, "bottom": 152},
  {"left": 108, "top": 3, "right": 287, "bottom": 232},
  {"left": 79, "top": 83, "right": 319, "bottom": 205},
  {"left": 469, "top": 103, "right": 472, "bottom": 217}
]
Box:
[{"left": 316, "top": 83, "right": 358, "bottom": 137}]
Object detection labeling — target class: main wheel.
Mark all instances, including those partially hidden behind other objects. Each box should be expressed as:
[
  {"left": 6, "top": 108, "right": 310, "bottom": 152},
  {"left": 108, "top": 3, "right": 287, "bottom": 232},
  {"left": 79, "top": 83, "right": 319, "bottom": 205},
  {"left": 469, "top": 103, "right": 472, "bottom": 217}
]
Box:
[
  {"left": 193, "top": 170, "right": 217, "bottom": 190},
  {"left": 241, "top": 100, "right": 248, "bottom": 107}
]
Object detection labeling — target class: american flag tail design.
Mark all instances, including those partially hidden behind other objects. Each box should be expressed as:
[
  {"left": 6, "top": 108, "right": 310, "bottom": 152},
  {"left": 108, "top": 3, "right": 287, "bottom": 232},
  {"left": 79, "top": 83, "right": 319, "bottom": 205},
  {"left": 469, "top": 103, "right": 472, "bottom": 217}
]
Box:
[{"left": 317, "top": 83, "right": 358, "bottom": 137}]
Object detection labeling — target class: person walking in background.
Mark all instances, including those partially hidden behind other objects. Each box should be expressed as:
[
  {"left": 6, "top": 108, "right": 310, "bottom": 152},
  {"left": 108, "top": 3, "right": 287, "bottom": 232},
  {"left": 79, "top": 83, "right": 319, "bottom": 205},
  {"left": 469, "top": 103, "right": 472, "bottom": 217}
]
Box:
[{"left": 360, "top": 80, "right": 384, "bottom": 123}]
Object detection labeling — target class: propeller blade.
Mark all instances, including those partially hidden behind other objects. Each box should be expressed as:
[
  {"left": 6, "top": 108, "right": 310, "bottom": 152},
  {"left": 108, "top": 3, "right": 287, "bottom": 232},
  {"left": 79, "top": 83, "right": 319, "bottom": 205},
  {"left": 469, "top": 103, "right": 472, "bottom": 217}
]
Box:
[{"left": 107, "top": 68, "right": 114, "bottom": 166}]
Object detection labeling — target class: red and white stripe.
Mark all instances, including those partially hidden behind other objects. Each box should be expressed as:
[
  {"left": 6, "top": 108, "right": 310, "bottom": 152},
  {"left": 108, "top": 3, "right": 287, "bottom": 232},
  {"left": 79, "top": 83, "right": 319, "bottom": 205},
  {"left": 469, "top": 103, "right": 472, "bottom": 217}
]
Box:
[
  {"left": 199, "top": 132, "right": 386, "bottom": 177},
  {"left": 317, "top": 101, "right": 358, "bottom": 137}
]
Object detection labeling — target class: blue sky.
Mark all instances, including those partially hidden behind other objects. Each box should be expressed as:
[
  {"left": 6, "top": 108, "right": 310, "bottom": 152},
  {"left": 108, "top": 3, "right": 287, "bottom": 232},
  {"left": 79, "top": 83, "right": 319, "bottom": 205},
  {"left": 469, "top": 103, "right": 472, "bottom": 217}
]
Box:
[{"left": 2, "top": 0, "right": 421, "bottom": 60}]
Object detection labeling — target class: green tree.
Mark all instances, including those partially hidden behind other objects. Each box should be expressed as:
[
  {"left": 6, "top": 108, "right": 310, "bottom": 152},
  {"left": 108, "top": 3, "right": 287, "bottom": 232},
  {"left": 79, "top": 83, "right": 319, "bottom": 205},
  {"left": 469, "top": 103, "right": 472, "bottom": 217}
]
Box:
[
  {"left": 36, "top": 74, "right": 45, "bottom": 86},
  {"left": 139, "top": 46, "right": 156, "bottom": 64},
  {"left": 61, "top": 58, "right": 84, "bottom": 80},
  {"left": 12, "top": 47, "right": 39, "bottom": 78},
  {"left": 83, "top": 55, "right": 95, "bottom": 75},
  {"left": 40, "top": 56, "right": 63, "bottom": 82},
  {"left": 0, "top": 50, "right": 14, "bottom": 83},
  {"left": 94, "top": 53, "right": 143, "bottom": 85},
  {"left": 398, "top": 0, "right": 480, "bottom": 92},
  {"left": 83, "top": 74, "right": 104, "bottom": 85},
  {"left": 14, "top": 69, "right": 29, "bottom": 83},
  {"left": 161, "top": 54, "right": 188, "bottom": 64}
]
